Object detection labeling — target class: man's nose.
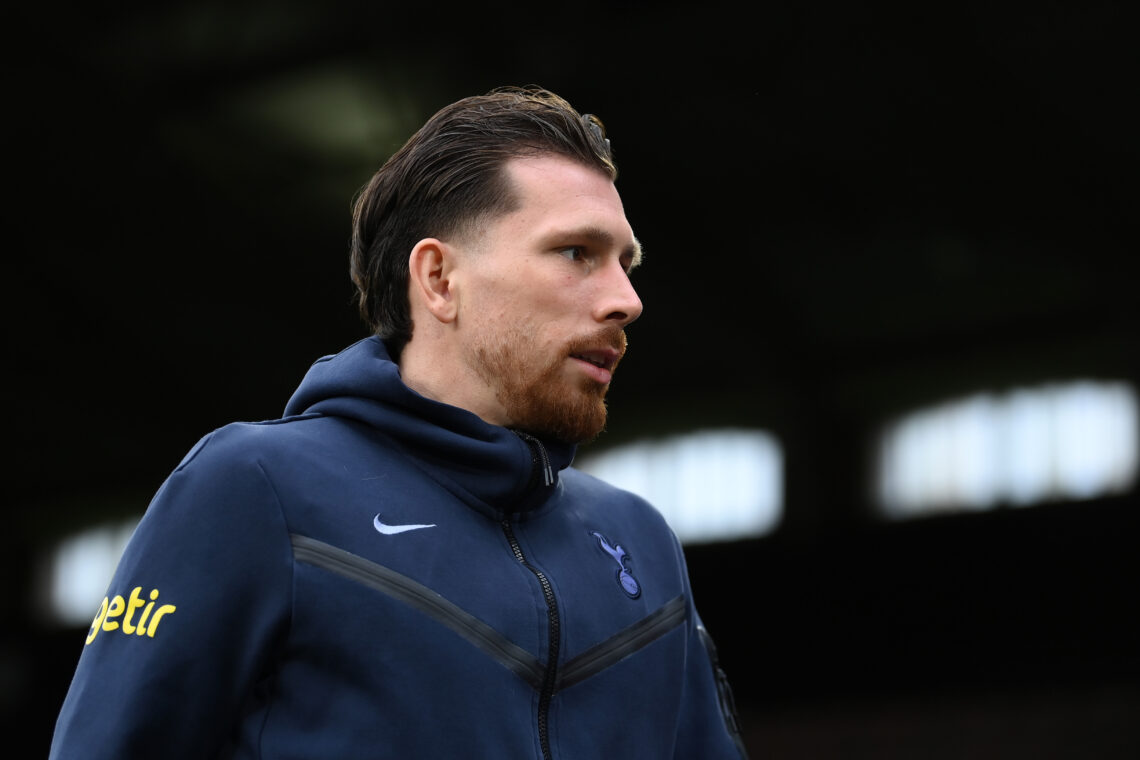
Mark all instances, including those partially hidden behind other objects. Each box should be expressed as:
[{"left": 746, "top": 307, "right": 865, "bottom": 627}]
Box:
[{"left": 594, "top": 262, "right": 643, "bottom": 327}]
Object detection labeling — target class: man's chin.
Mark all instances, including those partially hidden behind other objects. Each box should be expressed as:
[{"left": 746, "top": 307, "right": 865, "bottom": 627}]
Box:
[{"left": 518, "top": 397, "right": 608, "bottom": 445}]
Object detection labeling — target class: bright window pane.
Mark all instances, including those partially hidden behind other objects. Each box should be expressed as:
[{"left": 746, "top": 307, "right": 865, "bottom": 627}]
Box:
[
  {"left": 44, "top": 517, "right": 139, "bottom": 626},
  {"left": 577, "top": 429, "right": 783, "bottom": 544},
  {"left": 877, "top": 380, "right": 1138, "bottom": 518}
]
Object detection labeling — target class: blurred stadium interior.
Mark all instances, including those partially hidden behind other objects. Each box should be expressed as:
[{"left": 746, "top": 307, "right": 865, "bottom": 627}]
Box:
[{"left": 8, "top": 3, "right": 1138, "bottom": 756}]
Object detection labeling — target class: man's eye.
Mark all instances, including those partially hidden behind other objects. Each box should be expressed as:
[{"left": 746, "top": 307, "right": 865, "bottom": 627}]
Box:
[{"left": 559, "top": 246, "right": 586, "bottom": 262}]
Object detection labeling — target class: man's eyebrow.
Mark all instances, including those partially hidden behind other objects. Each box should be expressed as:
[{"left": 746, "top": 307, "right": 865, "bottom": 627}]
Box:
[
  {"left": 549, "top": 226, "right": 644, "bottom": 270},
  {"left": 627, "top": 236, "right": 644, "bottom": 271}
]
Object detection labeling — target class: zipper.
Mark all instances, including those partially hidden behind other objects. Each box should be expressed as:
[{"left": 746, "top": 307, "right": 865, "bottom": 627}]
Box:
[
  {"left": 501, "top": 519, "right": 559, "bottom": 760},
  {"left": 514, "top": 430, "right": 554, "bottom": 487},
  {"left": 291, "top": 534, "right": 546, "bottom": 687},
  {"left": 293, "top": 532, "right": 689, "bottom": 756},
  {"left": 557, "top": 594, "right": 686, "bottom": 689}
]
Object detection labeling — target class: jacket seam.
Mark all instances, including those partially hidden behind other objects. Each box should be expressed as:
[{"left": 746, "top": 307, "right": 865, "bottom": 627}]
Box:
[{"left": 253, "top": 459, "right": 295, "bottom": 759}]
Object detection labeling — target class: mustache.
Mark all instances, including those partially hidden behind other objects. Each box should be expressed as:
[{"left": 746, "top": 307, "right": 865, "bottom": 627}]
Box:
[{"left": 567, "top": 326, "right": 629, "bottom": 360}]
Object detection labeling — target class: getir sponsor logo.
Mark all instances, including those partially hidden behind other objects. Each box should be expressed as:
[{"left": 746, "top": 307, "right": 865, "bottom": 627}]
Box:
[{"left": 86, "top": 586, "right": 177, "bottom": 645}]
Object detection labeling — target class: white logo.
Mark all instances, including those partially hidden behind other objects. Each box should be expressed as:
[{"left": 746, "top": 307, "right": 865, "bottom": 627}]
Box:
[{"left": 373, "top": 514, "right": 436, "bottom": 535}]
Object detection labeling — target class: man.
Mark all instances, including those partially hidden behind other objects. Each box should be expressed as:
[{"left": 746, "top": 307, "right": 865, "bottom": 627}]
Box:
[{"left": 50, "top": 86, "right": 749, "bottom": 759}]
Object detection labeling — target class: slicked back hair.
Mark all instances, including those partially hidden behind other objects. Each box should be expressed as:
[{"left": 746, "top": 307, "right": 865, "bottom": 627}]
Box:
[{"left": 349, "top": 86, "right": 618, "bottom": 358}]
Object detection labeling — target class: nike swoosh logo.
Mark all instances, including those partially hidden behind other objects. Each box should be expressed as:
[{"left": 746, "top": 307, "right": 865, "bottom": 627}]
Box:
[{"left": 373, "top": 514, "right": 436, "bottom": 535}]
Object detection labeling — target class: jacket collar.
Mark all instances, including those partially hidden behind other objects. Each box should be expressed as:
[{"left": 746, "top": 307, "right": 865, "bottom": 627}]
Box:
[{"left": 284, "top": 337, "right": 576, "bottom": 518}]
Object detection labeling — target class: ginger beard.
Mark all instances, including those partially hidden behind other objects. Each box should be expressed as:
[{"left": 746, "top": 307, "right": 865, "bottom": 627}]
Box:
[{"left": 468, "top": 325, "right": 628, "bottom": 444}]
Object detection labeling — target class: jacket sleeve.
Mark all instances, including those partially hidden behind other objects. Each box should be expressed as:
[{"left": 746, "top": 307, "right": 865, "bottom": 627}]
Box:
[
  {"left": 49, "top": 427, "right": 294, "bottom": 759},
  {"left": 672, "top": 572, "right": 751, "bottom": 758}
]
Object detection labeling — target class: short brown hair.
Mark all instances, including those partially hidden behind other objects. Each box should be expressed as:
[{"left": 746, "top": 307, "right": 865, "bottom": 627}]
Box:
[{"left": 349, "top": 85, "right": 617, "bottom": 357}]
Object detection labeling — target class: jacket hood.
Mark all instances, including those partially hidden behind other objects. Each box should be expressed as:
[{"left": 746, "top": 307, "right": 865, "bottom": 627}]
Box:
[{"left": 283, "top": 336, "right": 576, "bottom": 517}]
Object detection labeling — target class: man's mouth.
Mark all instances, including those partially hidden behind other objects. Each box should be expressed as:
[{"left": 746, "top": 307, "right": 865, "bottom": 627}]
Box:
[
  {"left": 567, "top": 329, "right": 628, "bottom": 384},
  {"left": 570, "top": 349, "right": 620, "bottom": 371}
]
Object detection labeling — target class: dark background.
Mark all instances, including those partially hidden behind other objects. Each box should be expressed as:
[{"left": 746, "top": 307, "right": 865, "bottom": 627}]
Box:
[{"left": 8, "top": 2, "right": 1139, "bottom": 757}]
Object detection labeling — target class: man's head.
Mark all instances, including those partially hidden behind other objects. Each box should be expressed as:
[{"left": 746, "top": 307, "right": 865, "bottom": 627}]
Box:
[
  {"left": 351, "top": 86, "right": 642, "bottom": 444},
  {"left": 350, "top": 86, "right": 618, "bottom": 358}
]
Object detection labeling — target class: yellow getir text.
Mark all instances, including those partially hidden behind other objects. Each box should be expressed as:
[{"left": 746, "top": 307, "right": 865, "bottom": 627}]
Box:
[{"left": 86, "top": 586, "right": 176, "bottom": 645}]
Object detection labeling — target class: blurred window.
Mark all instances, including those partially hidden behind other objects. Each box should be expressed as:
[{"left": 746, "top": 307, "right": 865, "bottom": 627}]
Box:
[
  {"left": 41, "top": 516, "right": 140, "bottom": 627},
  {"left": 876, "top": 380, "right": 1138, "bottom": 518},
  {"left": 577, "top": 428, "right": 783, "bottom": 543}
]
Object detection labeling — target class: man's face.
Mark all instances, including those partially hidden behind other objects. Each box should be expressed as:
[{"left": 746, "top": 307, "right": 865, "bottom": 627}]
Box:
[{"left": 454, "top": 154, "right": 643, "bottom": 443}]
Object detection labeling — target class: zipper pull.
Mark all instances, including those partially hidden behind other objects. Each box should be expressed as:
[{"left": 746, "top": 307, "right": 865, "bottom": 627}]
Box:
[{"left": 514, "top": 431, "right": 554, "bottom": 487}]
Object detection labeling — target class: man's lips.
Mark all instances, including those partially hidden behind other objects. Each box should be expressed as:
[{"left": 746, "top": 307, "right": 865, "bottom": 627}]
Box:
[
  {"left": 570, "top": 348, "right": 621, "bottom": 372},
  {"left": 567, "top": 329, "right": 628, "bottom": 384},
  {"left": 569, "top": 340, "right": 625, "bottom": 385}
]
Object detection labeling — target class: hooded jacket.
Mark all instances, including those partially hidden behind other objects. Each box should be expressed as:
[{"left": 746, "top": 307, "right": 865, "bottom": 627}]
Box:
[{"left": 50, "top": 336, "right": 748, "bottom": 759}]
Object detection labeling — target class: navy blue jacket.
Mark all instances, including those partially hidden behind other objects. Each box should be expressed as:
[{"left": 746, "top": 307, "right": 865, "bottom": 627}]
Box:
[{"left": 50, "top": 337, "right": 748, "bottom": 759}]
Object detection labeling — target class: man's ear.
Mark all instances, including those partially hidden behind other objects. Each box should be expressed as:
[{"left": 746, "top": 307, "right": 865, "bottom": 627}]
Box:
[{"left": 408, "top": 238, "right": 458, "bottom": 324}]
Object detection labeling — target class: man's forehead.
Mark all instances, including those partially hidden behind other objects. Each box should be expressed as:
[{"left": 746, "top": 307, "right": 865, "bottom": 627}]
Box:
[
  {"left": 504, "top": 153, "right": 615, "bottom": 192},
  {"left": 499, "top": 155, "right": 639, "bottom": 261}
]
